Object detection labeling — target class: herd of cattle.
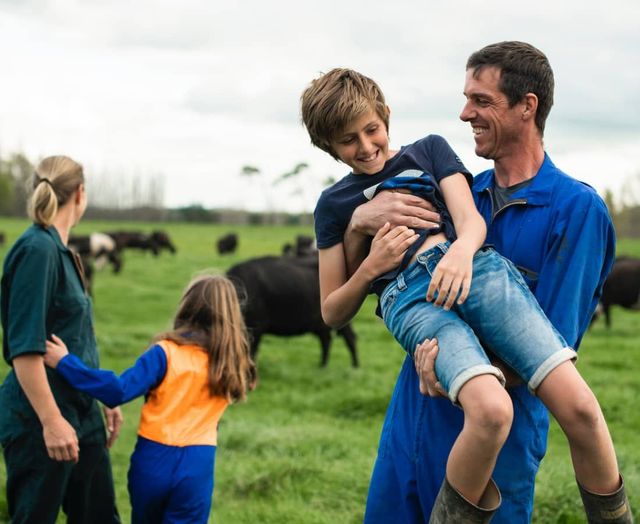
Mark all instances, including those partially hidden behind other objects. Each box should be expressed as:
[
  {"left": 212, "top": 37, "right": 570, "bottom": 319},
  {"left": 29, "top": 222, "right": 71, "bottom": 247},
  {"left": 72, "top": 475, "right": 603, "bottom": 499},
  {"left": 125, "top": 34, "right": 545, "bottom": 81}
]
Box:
[{"left": 1, "top": 227, "right": 637, "bottom": 367}]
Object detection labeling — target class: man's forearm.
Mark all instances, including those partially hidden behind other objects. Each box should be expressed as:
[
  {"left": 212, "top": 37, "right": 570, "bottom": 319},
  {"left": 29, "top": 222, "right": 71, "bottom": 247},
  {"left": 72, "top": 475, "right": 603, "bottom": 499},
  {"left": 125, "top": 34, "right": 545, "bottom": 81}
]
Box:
[{"left": 343, "top": 224, "right": 371, "bottom": 277}]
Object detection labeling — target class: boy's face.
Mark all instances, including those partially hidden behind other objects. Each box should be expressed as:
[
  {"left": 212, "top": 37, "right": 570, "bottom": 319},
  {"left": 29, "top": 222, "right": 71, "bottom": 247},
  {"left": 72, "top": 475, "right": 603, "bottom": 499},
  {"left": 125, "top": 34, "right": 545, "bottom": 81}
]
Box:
[{"left": 330, "top": 109, "right": 390, "bottom": 175}]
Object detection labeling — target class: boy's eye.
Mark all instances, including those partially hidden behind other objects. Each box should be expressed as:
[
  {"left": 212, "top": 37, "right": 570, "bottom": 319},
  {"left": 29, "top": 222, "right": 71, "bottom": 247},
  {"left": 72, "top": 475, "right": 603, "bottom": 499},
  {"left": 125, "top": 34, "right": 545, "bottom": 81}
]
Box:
[{"left": 339, "top": 137, "right": 355, "bottom": 145}]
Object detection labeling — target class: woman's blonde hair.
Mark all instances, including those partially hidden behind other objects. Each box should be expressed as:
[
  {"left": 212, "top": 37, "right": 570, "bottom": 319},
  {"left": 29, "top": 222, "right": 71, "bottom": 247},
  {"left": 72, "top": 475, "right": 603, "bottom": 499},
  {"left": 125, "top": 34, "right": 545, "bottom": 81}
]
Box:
[
  {"left": 156, "top": 274, "right": 256, "bottom": 402},
  {"left": 28, "top": 155, "right": 85, "bottom": 227}
]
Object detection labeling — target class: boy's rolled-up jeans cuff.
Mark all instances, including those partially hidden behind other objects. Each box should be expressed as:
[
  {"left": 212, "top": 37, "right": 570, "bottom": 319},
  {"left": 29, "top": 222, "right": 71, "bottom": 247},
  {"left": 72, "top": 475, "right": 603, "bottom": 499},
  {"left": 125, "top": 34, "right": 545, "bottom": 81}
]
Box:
[
  {"left": 528, "top": 347, "right": 577, "bottom": 394},
  {"left": 448, "top": 365, "right": 506, "bottom": 405}
]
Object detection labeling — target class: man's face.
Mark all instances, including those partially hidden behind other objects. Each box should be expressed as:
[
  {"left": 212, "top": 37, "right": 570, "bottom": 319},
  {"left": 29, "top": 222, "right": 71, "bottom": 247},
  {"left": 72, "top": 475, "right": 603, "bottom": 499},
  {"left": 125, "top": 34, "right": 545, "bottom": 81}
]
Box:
[
  {"left": 460, "top": 66, "right": 525, "bottom": 161},
  {"left": 330, "top": 109, "right": 390, "bottom": 175}
]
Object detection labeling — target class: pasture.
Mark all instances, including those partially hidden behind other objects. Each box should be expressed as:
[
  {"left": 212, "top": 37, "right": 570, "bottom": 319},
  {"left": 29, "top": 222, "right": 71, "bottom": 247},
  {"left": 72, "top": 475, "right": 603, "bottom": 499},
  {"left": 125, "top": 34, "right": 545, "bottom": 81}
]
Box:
[{"left": 0, "top": 218, "right": 638, "bottom": 523}]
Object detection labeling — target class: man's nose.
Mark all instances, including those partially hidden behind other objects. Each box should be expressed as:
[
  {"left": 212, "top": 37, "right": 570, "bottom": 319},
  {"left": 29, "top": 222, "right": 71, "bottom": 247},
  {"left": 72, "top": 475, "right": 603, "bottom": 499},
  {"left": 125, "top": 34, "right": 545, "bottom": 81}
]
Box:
[{"left": 460, "top": 101, "right": 474, "bottom": 122}]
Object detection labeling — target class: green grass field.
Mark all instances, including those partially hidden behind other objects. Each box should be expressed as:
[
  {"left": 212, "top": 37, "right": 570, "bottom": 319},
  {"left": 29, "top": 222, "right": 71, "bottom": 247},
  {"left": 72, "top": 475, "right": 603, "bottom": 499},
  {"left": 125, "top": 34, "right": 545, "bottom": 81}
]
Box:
[{"left": 0, "top": 218, "right": 638, "bottom": 523}]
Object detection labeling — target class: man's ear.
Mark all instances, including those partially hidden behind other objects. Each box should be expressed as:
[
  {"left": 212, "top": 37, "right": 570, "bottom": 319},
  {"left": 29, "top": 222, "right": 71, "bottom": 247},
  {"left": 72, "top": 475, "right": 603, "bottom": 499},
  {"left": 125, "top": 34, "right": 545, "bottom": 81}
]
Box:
[{"left": 521, "top": 93, "right": 538, "bottom": 121}]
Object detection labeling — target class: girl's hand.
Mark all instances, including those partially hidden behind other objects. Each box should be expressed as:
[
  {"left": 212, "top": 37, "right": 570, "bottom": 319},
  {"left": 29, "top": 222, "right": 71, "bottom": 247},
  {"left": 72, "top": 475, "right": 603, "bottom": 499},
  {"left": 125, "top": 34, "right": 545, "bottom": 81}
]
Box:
[
  {"left": 363, "top": 223, "right": 419, "bottom": 278},
  {"left": 426, "top": 242, "right": 474, "bottom": 310},
  {"left": 44, "top": 334, "right": 70, "bottom": 369}
]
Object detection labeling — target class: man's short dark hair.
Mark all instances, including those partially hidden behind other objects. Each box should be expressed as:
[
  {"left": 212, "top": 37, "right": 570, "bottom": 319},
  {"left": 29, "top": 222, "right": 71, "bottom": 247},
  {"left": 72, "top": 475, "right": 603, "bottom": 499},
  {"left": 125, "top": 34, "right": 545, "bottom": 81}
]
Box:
[{"left": 467, "top": 41, "right": 554, "bottom": 135}]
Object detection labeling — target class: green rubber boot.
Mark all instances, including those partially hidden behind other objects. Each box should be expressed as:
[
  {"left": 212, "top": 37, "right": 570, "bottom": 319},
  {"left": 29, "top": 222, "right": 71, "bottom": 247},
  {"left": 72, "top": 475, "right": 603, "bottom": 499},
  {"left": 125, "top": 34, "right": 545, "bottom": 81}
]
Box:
[
  {"left": 429, "top": 478, "right": 501, "bottom": 523},
  {"left": 579, "top": 476, "right": 634, "bottom": 523}
]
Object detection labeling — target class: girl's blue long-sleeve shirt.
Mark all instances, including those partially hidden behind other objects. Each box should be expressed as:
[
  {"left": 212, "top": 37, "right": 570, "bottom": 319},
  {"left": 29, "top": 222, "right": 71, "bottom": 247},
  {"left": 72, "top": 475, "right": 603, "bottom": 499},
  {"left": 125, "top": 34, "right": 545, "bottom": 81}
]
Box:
[{"left": 55, "top": 344, "right": 167, "bottom": 408}]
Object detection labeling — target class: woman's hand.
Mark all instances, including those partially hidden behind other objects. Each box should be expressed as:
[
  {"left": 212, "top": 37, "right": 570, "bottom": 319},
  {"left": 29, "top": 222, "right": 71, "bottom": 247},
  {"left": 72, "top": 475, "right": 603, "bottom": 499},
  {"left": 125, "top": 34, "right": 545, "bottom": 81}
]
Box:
[
  {"left": 44, "top": 334, "right": 69, "bottom": 368},
  {"left": 103, "top": 406, "right": 123, "bottom": 448},
  {"left": 42, "top": 414, "right": 80, "bottom": 462}
]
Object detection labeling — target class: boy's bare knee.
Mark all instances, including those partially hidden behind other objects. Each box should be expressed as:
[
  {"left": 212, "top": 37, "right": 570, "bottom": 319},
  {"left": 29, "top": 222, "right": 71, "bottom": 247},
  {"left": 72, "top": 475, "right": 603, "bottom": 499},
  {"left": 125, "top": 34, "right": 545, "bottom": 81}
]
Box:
[
  {"left": 462, "top": 384, "right": 513, "bottom": 439},
  {"left": 562, "top": 389, "right": 603, "bottom": 433}
]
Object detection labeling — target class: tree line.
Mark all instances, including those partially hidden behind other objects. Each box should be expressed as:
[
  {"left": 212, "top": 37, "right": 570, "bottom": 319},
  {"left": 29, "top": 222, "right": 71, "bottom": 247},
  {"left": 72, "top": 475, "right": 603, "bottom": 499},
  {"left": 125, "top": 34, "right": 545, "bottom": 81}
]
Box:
[{"left": 0, "top": 152, "right": 637, "bottom": 235}]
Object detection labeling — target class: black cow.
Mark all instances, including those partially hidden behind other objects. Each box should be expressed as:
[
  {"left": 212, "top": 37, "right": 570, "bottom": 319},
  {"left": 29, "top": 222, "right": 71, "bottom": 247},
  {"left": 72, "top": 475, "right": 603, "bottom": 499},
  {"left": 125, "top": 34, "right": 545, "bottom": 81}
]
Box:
[
  {"left": 105, "top": 231, "right": 159, "bottom": 256},
  {"left": 217, "top": 233, "right": 238, "bottom": 255},
  {"left": 227, "top": 255, "right": 358, "bottom": 367},
  {"left": 69, "top": 233, "right": 122, "bottom": 273},
  {"left": 595, "top": 256, "right": 640, "bottom": 328},
  {"left": 282, "top": 234, "right": 317, "bottom": 258},
  {"left": 150, "top": 230, "right": 177, "bottom": 254}
]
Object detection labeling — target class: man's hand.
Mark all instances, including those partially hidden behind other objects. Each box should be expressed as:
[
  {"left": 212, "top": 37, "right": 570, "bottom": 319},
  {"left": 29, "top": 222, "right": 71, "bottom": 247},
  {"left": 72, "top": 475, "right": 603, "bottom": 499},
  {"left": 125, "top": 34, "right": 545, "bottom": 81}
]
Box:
[
  {"left": 103, "top": 406, "right": 123, "bottom": 448},
  {"left": 414, "top": 338, "right": 447, "bottom": 397},
  {"left": 350, "top": 191, "right": 440, "bottom": 236},
  {"left": 42, "top": 414, "right": 80, "bottom": 462}
]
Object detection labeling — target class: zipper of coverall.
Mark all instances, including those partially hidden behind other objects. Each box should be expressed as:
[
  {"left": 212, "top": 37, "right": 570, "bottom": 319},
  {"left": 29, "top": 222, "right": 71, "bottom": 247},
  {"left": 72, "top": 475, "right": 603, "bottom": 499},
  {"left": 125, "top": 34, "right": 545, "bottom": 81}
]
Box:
[{"left": 485, "top": 187, "right": 528, "bottom": 222}]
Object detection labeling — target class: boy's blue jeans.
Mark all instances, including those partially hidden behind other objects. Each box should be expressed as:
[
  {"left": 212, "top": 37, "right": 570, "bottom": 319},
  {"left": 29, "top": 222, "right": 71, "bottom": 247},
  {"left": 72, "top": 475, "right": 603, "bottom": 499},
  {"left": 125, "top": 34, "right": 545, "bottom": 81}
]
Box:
[{"left": 379, "top": 242, "right": 576, "bottom": 403}]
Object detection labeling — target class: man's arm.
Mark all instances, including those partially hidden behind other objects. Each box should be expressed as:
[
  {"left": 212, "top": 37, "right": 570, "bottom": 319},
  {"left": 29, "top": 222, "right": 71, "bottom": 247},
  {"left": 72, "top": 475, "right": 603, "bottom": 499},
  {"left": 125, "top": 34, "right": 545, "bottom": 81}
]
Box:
[
  {"left": 530, "top": 196, "right": 615, "bottom": 348},
  {"left": 344, "top": 191, "right": 440, "bottom": 277}
]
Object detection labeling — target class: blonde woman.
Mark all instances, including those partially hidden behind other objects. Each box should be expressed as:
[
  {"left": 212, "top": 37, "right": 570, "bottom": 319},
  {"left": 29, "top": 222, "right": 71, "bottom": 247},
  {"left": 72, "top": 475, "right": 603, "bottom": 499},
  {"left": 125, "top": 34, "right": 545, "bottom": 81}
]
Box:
[{"left": 0, "top": 155, "right": 121, "bottom": 523}]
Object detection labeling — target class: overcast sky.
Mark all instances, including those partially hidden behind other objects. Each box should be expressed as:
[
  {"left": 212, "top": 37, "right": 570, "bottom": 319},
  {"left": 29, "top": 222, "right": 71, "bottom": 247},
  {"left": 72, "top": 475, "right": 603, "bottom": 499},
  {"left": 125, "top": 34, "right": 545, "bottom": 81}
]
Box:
[{"left": 1, "top": 0, "right": 639, "bottom": 212}]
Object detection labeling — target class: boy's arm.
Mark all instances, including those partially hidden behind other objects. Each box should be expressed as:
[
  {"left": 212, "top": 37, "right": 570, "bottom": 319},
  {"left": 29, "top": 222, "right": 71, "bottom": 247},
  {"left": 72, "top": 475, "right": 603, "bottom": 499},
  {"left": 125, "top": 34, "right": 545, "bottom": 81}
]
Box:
[
  {"left": 344, "top": 191, "right": 440, "bottom": 277},
  {"left": 320, "top": 224, "right": 419, "bottom": 328},
  {"left": 428, "top": 173, "right": 487, "bottom": 309}
]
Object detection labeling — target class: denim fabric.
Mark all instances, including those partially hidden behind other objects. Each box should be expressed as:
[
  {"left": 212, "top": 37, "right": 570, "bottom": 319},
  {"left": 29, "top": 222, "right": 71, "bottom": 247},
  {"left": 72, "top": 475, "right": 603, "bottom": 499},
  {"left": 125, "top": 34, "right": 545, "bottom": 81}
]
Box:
[{"left": 380, "top": 243, "right": 575, "bottom": 403}]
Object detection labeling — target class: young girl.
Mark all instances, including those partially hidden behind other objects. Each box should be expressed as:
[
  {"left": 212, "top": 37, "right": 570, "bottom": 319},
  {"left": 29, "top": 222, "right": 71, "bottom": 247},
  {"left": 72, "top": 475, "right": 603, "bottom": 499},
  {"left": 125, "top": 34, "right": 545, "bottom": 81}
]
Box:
[{"left": 44, "top": 274, "right": 256, "bottom": 524}]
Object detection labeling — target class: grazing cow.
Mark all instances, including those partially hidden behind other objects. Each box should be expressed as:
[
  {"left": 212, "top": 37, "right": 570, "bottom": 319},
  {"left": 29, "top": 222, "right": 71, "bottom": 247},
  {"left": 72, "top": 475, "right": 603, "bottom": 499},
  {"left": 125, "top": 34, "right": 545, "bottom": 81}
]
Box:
[
  {"left": 282, "top": 234, "right": 317, "bottom": 258},
  {"left": 227, "top": 255, "right": 358, "bottom": 367},
  {"left": 595, "top": 256, "right": 640, "bottom": 328},
  {"left": 217, "top": 233, "right": 238, "bottom": 255},
  {"left": 69, "top": 233, "right": 122, "bottom": 273},
  {"left": 105, "top": 230, "right": 159, "bottom": 256},
  {"left": 150, "top": 230, "right": 176, "bottom": 254}
]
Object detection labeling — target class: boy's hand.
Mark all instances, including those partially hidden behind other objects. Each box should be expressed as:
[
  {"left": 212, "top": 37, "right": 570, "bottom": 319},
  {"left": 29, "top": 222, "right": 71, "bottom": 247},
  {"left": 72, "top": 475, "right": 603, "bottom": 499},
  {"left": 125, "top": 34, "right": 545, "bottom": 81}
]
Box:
[
  {"left": 426, "top": 242, "right": 474, "bottom": 310},
  {"left": 364, "top": 223, "right": 419, "bottom": 277},
  {"left": 44, "top": 334, "right": 70, "bottom": 369},
  {"left": 351, "top": 191, "right": 440, "bottom": 236}
]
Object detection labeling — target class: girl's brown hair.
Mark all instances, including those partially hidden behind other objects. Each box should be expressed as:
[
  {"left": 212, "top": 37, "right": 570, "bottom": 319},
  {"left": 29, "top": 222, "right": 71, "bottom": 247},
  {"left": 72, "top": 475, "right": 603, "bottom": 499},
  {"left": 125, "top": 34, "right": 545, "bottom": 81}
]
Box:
[
  {"left": 29, "top": 155, "right": 85, "bottom": 227},
  {"left": 156, "top": 274, "right": 256, "bottom": 402}
]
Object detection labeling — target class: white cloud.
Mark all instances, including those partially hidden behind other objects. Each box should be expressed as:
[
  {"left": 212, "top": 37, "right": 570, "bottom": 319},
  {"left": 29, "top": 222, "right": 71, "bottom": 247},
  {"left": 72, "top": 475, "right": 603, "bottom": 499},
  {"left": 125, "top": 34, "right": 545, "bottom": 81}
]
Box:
[{"left": 0, "top": 0, "right": 638, "bottom": 211}]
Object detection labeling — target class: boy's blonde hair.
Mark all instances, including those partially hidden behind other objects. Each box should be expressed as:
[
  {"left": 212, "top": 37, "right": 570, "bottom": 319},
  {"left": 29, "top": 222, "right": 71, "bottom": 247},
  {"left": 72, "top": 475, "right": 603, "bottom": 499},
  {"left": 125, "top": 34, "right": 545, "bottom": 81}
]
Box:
[
  {"left": 156, "top": 274, "right": 256, "bottom": 403},
  {"left": 29, "top": 155, "right": 85, "bottom": 227},
  {"left": 300, "top": 68, "right": 390, "bottom": 160}
]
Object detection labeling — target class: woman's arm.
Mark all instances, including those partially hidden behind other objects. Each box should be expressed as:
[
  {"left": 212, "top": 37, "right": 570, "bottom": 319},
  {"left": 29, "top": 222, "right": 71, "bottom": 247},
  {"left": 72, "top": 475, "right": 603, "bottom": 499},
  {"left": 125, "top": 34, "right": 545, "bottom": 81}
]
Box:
[
  {"left": 45, "top": 336, "right": 167, "bottom": 408},
  {"left": 13, "top": 355, "right": 80, "bottom": 462},
  {"left": 427, "top": 173, "right": 487, "bottom": 310},
  {"left": 320, "top": 223, "right": 419, "bottom": 328}
]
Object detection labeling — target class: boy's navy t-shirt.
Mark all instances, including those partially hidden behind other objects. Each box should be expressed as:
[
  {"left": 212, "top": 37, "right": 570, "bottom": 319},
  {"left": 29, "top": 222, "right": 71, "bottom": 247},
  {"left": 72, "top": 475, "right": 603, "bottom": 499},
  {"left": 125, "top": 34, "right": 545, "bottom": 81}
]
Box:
[{"left": 314, "top": 134, "right": 471, "bottom": 251}]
